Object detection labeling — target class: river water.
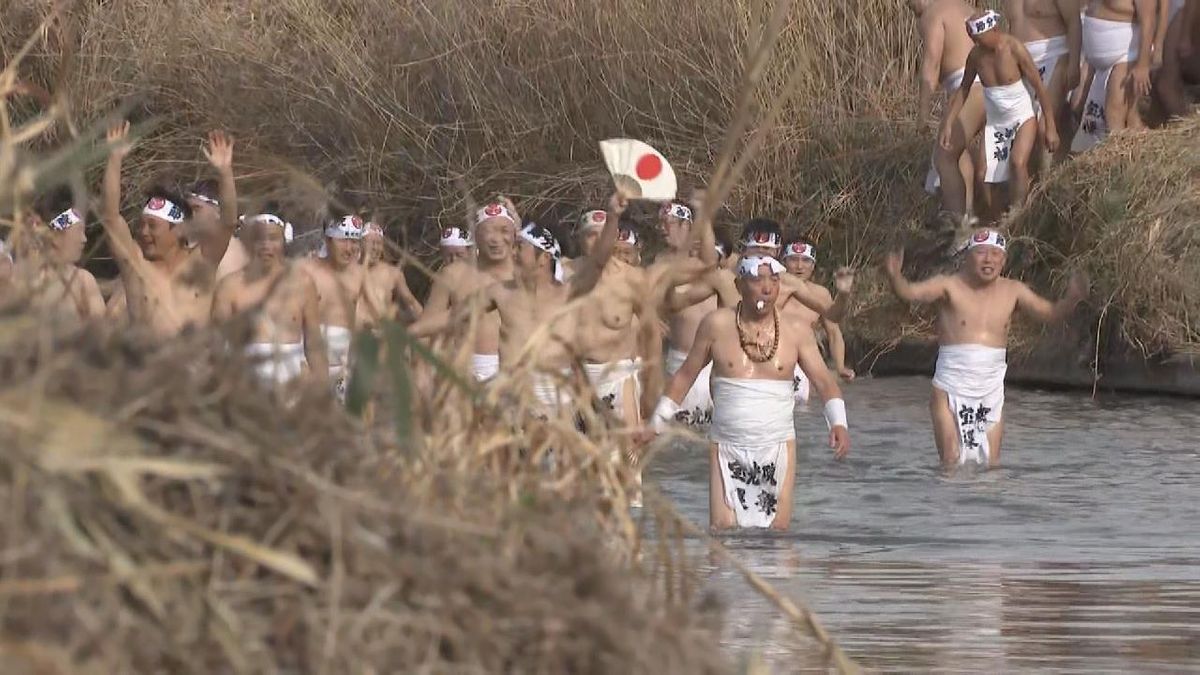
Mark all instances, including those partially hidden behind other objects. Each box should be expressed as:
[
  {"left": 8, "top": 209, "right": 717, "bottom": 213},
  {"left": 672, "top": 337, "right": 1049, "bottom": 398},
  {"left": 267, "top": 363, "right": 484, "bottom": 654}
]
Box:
[{"left": 646, "top": 375, "right": 1200, "bottom": 673}]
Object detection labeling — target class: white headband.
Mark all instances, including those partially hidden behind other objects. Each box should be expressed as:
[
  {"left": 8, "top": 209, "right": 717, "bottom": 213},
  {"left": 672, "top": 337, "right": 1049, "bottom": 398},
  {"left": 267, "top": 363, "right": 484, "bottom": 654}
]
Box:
[
  {"left": 188, "top": 192, "right": 219, "bottom": 208},
  {"left": 737, "top": 255, "right": 786, "bottom": 278},
  {"left": 578, "top": 209, "right": 607, "bottom": 231},
  {"left": 617, "top": 227, "right": 638, "bottom": 247},
  {"left": 967, "top": 10, "right": 1001, "bottom": 37},
  {"left": 143, "top": 197, "right": 185, "bottom": 225},
  {"left": 325, "top": 215, "right": 365, "bottom": 240},
  {"left": 245, "top": 213, "right": 295, "bottom": 243},
  {"left": 518, "top": 223, "right": 564, "bottom": 283},
  {"left": 966, "top": 229, "right": 1007, "bottom": 251},
  {"left": 440, "top": 226, "right": 473, "bottom": 248},
  {"left": 783, "top": 242, "right": 815, "bottom": 261},
  {"left": 660, "top": 202, "right": 693, "bottom": 222},
  {"left": 48, "top": 208, "right": 83, "bottom": 232},
  {"left": 475, "top": 203, "right": 517, "bottom": 227},
  {"left": 740, "top": 229, "right": 781, "bottom": 250}
]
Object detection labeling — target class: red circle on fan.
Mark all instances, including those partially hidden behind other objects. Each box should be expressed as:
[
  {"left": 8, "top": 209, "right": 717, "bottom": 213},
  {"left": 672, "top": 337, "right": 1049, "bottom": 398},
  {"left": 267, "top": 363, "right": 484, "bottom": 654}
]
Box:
[
  {"left": 148, "top": 197, "right": 166, "bottom": 210},
  {"left": 635, "top": 153, "right": 663, "bottom": 180}
]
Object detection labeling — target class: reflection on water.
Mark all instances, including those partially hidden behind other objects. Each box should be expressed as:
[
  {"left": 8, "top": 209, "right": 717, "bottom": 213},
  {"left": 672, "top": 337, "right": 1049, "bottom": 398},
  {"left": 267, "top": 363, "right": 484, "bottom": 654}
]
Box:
[{"left": 647, "top": 376, "right": 1200, "bottom": 672}]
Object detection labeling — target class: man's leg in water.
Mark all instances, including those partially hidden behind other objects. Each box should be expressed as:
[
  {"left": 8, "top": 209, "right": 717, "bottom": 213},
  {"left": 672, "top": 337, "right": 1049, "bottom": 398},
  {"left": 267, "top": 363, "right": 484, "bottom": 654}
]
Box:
[
  {"left": 709, "top": 443, "right": 738, "bottom": 530},
  {"left": 1008, "top": 117, "right": 1040, "bottom": 210},
  {"left": 986, "top": 417, "right": 1005, "bottom": 467},
  {"left": 935, "top": 89, "right": 987, "bottom": 217},
  {"left": 769, "top": 439, "right": 798, "bottom": 531},
  {"left": 930, "top": 387, "right": 960, "bottom": 466}
]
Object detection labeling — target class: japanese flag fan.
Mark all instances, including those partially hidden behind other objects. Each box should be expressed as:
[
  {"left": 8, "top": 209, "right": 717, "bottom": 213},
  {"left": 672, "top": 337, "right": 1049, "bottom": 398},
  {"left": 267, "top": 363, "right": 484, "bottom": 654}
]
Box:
[{"left": 599, "top": 139, "right": 677, "bottom": 201}]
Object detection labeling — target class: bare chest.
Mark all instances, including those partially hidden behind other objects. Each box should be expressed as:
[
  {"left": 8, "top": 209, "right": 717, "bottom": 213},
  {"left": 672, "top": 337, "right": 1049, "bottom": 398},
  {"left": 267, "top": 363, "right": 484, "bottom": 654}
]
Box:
[{"left": 710, "top": 320, "right": 798, "bottom": 380}]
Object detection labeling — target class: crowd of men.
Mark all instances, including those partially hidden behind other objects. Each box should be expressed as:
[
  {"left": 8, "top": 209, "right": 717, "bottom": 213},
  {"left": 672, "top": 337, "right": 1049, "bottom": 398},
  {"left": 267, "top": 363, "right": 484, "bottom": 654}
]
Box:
[{"left": 914, "top": 0, "right": 1199, "bottom": 226}]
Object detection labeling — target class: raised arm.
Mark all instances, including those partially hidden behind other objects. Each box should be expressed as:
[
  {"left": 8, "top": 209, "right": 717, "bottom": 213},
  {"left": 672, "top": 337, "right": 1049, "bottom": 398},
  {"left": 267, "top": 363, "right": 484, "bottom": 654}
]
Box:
[
  {"left": 918, "top": 15, "right": 946, "bottom": 124},
  {"left": 1059, "top": 0, "right": 1083, "bottom": 92},
  {"left": 569, "top": 190, "right": 626, "bottom": 298},
  {"left": 821, "top": 315, "right": 855, "bottom": 380},
  {"left": 1015, "top": 272, "right": 1087, "bottom": 324},
  {"left": 101, "top": 121, "right": 143, "bottom": 269},
  {"left": 198, "top": 131, "right": 239, "bottom": 267},
  {"left": 884, "top": 249, "right": 949, "bottom": 304},
  {"left": 1014, "top": 41, "right": 1060, "bottom": 151},
  {"left": 301, "top": 275, "right": 330, "bottom": 383},
  {"left": 797, "top": 332, "right": 849, "bottom": 458}
]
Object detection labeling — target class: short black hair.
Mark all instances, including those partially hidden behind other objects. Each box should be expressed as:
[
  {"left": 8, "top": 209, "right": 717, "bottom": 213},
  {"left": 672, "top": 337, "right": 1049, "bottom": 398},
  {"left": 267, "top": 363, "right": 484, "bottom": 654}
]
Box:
[
  {"left": 715, "top": 230, "right": 735, "bottom": 258},
  {"left": 32, "top": 185, "right": 76, "bottom": 223},
  {"left": 144, "top": 185, "right": 194, "bottom": 221},
  {"left": 743, "top": 217, "right": 782, "bottom": 238},
  {"left": 188, "top": 178, "right": 219, "bottom": 202}
]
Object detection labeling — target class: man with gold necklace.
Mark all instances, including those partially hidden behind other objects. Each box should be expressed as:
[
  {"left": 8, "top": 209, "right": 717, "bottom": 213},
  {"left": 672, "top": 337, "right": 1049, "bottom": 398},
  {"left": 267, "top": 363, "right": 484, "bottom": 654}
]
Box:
[{"left": 649, "top": 256, "right": 851, "bottom": 531}]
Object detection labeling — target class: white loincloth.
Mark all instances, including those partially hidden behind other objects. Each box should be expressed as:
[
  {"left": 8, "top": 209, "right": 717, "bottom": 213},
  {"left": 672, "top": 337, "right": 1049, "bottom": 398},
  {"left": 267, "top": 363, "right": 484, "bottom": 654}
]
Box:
[
  {"left": 1025, "top": 35, "right": 1069, "bottom": 117},
  {"left": 531, "top": 370, "right": 572, "bottom": 416},
  {"left": 792, "top": 364, "right": 810, "bottom": 403},
  {"left": 472, "top": 353, "right": 500, "bottom": 382},
  {"left": 666, "top": 348, "right": 713, "bottom": 425},
  {"left": 1169, "top": 0, "right": 1186, "bottom": 23},
  {"left": 710, "top": 377, "right": 795, "bottom": 528},
  {"left": 981, "top": 81, "right": 1037, "bottom": 184},
  {"left": 925, "top": 68, "right": 984, "bottom": 194},
  {"left": 1072, "top": 16, "right": 1140, "bottom": 153},
  {"left": 321, "top": 325, "right": 353, "bottom": 402},
  {"left": 931, "top": 344, "right": 1007, "bottom": 465},
  {"left": 245, "top": 342, "right": 306, "bottom": 387},
  {"left": 584, "top": 359, "right": 642, "bottom": 421}
]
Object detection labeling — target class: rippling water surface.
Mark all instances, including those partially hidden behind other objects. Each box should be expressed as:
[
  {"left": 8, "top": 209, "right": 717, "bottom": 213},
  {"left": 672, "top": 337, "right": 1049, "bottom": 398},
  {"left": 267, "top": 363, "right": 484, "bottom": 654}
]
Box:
[{"left": 646, "top": 376, "right": 1200, "bottom": 673}]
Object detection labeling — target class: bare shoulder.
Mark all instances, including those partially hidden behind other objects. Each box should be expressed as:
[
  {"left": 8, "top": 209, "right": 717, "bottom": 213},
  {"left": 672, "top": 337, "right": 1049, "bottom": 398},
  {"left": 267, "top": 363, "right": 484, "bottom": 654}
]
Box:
[
  {"left": 213, "top": 268, "right": 245, "bottom": 295},
  {"left": 703, "top": 307, "right": 735, "bottom": 332}
]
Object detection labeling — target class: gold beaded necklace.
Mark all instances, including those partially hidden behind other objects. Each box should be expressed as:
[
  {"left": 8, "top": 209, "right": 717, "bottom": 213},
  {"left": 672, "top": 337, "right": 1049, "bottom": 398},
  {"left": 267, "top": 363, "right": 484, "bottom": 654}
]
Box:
[{"left": 735, "top": 301, "right": 779, "bottom": 363}]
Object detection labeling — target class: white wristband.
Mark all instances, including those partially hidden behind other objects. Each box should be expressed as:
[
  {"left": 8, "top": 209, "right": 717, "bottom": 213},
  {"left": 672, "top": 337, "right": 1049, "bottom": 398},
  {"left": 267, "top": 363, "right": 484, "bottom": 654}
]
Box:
[
  {"left": 652, "top": 396, "right": 682, "bottom": 433},
  {"left": 823, "top": 398, "right": 848, "bottom": 430}
]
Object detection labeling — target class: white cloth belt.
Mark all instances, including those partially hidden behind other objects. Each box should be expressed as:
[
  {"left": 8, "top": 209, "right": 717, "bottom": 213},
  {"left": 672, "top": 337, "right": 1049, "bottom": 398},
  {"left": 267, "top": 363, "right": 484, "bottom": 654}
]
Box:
[
  {"left": 321, "top": 325, "right": 353, "bottom": 402},
  {"left": 710, "top": 377, "right": 795, "bottom": 528},
  {"left": 1025, "top": 35, "right": 1069, "bottom": 118},
  {"left": 1073, "top": 16, "right": 1140, "bottom": 153},
  {"left": 531, "top": 369, "right": 572, "bottom": 415},
  {"left": 666, "top": 348, "right": 713, "bottom": 425},
  {"left": 245, "top": 342, "right": 306, "bottom": 387},
  {"left": 926, "top": 68, "right": 986, "bottom": 194},
  {"left": 932, "top": 345, "right": 1007, "bottom": 465},
  {"left": 792, "top": 364, "right": 810, "bottom": 403},
  {"left": 584, "top": 359, "right": 642, "bottom": 421},
  {"left": 981, "top": 81, "right": 1037, "bottom": 184},
  {"left": 471, "top": 353, "right": 500, "bottom": 382}
]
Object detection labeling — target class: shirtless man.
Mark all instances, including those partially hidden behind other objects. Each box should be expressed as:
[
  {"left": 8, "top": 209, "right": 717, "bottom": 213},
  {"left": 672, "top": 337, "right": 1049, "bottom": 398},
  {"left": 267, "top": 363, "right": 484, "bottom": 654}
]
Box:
[
  {"left": 358, "top": 221, "right": 422, "bottom": 328},
  {"left": 1006, "top": 0, "right": 1083, "bottom": 161},
  {"left": 1073, "top": 0, "right": 1156, "bottom": 151},
  {"left": 910, "top": 0, "right": 986, "bottom": 223},
  {"left": 884, "top": 229, "right": 1087, "bottom": 467},
  {"left": 212, "top": 212, "right": 328, "bottom": 390},
  {"left": 185, "top": 178, "right": 248, "bottom": 280},
  {"left": 410, "top": 200, "right": 517, "bottom": 382},
  {"left": 439, "top": 225, "right": 473, "bottom": 267},
  {"left": 411, "top": 192, "right": 626, "bottom": 414},
  {"left": 1153, "top": 0, "right": 1199, "bottom": 119},
  {"left": 102, "top": 122, "right": 238, "bottom": 339},
  {"left": 942, "top": 10, "right": 1060, "bottom": 212},
  {"left": 12, "top": 200, "right": 105, "bottom": 327},
  {"left": 780, "top": 241, "right": 854, "bottom": 405},
  {"left": 649, "top": 256, "right": 850, "bottom": 531},
  {"left": 298, "top": 215, "right": 367, "bottom": 400}
]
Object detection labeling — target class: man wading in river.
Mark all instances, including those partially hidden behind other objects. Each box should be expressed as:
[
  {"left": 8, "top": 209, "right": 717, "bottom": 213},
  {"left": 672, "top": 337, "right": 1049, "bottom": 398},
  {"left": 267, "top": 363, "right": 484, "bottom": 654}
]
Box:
[
  {"left": 884, "top": 229, "right": 1087, "bottom": 467},
  {"left": 649, "top": 256, "right": 850, "bottom": 532}
]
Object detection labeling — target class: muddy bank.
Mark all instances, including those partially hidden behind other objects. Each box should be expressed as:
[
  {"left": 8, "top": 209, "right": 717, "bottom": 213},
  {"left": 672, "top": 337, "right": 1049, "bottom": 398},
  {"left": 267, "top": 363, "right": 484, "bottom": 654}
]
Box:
[{"left": 849, "top": 334, "right": 1200, "bottom": 398}]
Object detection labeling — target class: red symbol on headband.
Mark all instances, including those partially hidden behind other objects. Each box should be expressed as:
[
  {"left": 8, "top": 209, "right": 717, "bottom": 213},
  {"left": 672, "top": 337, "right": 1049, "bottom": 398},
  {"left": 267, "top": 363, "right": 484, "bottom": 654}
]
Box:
[
  {"left": 351, "top": 216, "right": 364, "bottom": 228},
  {"left": 972, "top": 231, "right": 991, "bottom": 242},
  {"left": 442, "top": 228, "right": 455, "bottom": 239},
  {"left": 618, "top": 229, "right": 633, "bottom": 242},
  {"left": 753, "top": 231, "right": 772, "bottom": 244},
  {"left": 148, "top": 197, "right": 166, "bottom": 210},
  {"left": 635, "top": 153, "right": 663, "bottom": 180},
  {"left": 484, "top": 203, "right": 502, "bottom": 217},
  {"left": 592, "top": 211, "right": 606, "bottom": 223}
]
